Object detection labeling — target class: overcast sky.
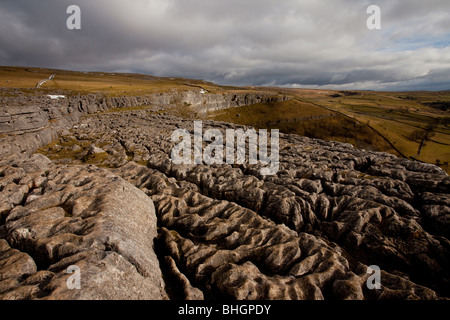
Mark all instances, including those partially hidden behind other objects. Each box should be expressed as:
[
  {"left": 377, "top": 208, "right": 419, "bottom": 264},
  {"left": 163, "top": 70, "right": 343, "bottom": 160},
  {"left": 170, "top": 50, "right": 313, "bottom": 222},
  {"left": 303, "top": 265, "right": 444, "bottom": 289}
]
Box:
[{"left": 1, "top": 0, "right": 449, "bottom": 91}]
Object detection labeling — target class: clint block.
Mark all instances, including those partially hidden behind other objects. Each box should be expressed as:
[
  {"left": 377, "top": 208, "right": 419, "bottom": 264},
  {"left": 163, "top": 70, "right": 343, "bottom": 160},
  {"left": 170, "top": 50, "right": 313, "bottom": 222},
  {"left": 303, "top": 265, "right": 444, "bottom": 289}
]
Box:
[{"left": 171, "top": 121, "right": 279, "bottom": 175}]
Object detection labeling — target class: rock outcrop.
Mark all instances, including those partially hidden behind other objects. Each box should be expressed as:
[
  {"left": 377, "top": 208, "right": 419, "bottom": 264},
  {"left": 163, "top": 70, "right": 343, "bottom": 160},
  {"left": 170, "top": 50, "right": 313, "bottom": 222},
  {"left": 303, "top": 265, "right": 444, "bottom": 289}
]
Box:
[
  {"left": 0, "top": 155, "right": 166, "bottom": 300},
  {"left": 0, "top": 92, "right": 449, "bottom": 300},
  {"left": 0, "top": 90, "right": 287, "bottom": 160}
]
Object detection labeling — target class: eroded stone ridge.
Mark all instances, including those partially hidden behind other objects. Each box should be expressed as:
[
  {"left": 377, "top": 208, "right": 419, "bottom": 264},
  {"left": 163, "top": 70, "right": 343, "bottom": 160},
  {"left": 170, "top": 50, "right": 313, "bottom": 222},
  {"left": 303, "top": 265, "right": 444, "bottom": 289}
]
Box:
[
  {"left": 0, "top": 155, "right": 166, "bottom": 300},
  {"left": 0, "top": 104, "right": 449, "bottom": 300}
]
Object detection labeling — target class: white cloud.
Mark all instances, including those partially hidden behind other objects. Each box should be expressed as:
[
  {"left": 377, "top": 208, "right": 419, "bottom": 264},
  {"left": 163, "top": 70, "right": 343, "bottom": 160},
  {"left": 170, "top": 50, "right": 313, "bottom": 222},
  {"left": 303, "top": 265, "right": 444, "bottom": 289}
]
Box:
[{"left": 0, "top": 0, "right": 449, "bottom": 90}]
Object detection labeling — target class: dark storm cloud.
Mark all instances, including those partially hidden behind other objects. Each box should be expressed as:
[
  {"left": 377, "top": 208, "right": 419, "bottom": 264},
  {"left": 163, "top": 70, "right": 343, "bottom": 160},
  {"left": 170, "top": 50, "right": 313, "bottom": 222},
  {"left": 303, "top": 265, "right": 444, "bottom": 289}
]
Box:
[{"left": 0, "top": 0, "right": 449, "bottom": 90}]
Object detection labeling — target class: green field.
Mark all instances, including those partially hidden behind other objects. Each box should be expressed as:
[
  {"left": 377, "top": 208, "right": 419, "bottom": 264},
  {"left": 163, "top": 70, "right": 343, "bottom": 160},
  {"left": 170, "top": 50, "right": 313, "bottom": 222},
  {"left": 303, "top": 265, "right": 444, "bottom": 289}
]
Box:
[
  {"left": 281, "top": 89, "right": 450, "bottom": 172},
  {"left": 209, "top": 88, "right": 449, "bottom": 173},
  {"left": 209, "top": 99, "right": 401, "bottom": 157}
]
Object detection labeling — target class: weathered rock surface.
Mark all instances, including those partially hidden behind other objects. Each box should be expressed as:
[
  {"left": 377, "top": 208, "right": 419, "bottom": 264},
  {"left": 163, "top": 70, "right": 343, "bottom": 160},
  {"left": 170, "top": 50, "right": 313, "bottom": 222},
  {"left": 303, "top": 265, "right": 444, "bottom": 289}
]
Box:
[
  {"left": 1, "top": 95, "right": 449, "bottom": 300},
  {"left": 0, "top": 156, "right": 166, "bottom": 300},
  {"left": 0, "top": 90, "right": 287, "bottom": 161}
]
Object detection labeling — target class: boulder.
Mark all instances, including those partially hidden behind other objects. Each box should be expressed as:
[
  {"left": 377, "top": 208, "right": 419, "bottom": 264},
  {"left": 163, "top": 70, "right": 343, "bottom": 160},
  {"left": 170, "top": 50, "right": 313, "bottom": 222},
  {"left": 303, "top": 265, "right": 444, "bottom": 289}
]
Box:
[{"left": 0, "top": 162, "right": 167, "bottom": 300}]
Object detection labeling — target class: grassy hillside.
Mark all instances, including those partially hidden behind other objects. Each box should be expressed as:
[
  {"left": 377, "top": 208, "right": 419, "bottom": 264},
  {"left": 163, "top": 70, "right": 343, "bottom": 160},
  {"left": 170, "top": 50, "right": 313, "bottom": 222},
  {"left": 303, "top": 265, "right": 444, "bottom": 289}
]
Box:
[
  {"left": 210, "top": 99, "right": 400, "bottom": 156},
  {"left": 0, "top": 66, "right": 247, "bottom": 96},
  {"left": 279, "top": 89, "right": 450, "bottom": 173}
]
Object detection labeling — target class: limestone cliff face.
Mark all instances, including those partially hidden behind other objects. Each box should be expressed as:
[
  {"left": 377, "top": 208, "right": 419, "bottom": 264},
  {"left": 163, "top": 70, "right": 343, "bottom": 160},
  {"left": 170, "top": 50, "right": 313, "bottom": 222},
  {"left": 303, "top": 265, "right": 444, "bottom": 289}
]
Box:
[
  {"left": 180, "top": 91, "right": 286, "bottom": 113},
  {"left": 0, "top": 90, "right": 287, "bottom": 121},
  {"left": 0, "top": 91, "right": 449, "bottom": 300},
  {"left": 106, "top": 91, "right": 286, "bottom": 114},
  {"left": 0, "top": 106, "right": 50, "bottom": 135},
  {"left": 0, "top": 91, "right": 287, "bottom": 159}
]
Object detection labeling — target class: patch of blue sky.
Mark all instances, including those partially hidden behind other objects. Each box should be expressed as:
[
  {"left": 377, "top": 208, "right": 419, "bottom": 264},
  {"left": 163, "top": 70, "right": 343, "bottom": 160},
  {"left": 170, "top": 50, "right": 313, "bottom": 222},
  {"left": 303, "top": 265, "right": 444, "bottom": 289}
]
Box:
[{"left": 376, "top": 33, "right": 450, "bottom": 53}]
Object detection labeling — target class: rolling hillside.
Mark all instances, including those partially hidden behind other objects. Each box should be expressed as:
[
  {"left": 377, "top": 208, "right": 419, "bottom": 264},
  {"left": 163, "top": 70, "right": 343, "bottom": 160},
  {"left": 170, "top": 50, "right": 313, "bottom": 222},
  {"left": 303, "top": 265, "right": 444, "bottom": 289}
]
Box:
[{"left": 1, "top": 66, "right": 449, "bottom": 173}]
